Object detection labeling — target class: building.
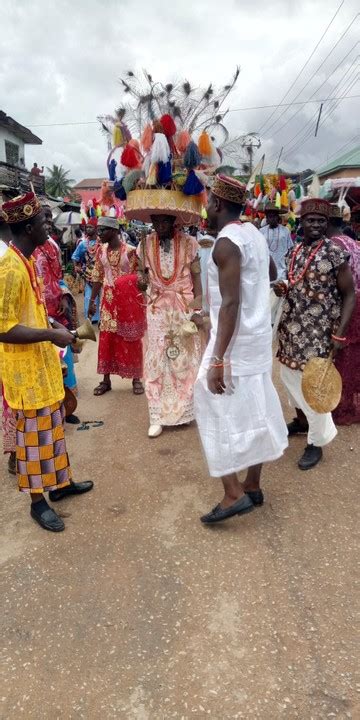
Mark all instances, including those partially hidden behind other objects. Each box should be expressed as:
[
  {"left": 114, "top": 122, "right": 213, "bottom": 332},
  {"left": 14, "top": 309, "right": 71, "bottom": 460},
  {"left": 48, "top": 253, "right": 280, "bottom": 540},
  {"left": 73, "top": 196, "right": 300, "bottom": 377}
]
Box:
[
  {"left": 317, "top": 145, "right": 360, "bottom": 182},
  {"left": 72, "top": 178, "right": 107, "bottom": 204},
  {"left": 0, "top": 111, "right": 44, "bottom": 198}
]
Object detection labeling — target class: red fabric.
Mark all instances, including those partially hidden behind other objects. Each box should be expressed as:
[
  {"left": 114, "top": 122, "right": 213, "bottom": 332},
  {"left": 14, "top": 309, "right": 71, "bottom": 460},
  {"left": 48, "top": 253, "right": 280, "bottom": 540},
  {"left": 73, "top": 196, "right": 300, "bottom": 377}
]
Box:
[
  {"left": 97, "top": 274, "right": 145, "bottom": 378},
  {"left": 332, "top": 235, "right": 360, "bottom": 425},
  {"left": 115, "top": 274, "right": 147, "bottom": 340}
]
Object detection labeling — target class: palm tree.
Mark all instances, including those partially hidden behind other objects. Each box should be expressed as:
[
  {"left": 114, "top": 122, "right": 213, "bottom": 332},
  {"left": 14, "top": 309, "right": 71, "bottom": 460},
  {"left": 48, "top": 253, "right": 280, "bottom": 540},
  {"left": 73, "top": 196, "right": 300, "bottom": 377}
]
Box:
[{"left": 45, "top": 164, "right": 75, "bottom": 198}]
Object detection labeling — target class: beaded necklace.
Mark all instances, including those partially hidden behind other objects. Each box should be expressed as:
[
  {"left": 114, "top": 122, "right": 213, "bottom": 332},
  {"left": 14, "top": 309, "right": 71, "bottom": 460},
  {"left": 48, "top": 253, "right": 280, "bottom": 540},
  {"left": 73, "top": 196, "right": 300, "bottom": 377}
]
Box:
[
  {"left": 288, "top": 238, "right": 325, "bottom": 286},
  {"left": 153, "top": 233, "right": 180, "bottom": 286},
  {"left": 10, "top": 243, "right": 44, "bottom": 305}
]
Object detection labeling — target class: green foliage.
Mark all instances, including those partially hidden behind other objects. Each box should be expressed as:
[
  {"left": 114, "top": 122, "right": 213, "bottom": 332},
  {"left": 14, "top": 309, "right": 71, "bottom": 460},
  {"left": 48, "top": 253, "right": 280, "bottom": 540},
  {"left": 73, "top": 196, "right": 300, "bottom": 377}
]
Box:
[{"left": 45, "top": 164, "right": 75, "bottom": 199}]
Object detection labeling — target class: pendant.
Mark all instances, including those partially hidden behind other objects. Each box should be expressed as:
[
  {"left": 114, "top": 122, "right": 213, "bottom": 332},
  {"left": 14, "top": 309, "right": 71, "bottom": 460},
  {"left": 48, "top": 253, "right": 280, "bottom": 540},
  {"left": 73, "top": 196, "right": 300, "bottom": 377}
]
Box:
[{"left": 166, "top": 344, "right": 180, "bottom": 360}]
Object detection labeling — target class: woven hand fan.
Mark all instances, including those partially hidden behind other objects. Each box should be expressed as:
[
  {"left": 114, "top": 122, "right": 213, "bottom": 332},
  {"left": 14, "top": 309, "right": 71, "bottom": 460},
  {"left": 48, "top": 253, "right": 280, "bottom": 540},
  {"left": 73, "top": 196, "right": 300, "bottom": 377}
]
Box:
[{"left": 302, "top": 353, "right": 342, "bottom": 414}]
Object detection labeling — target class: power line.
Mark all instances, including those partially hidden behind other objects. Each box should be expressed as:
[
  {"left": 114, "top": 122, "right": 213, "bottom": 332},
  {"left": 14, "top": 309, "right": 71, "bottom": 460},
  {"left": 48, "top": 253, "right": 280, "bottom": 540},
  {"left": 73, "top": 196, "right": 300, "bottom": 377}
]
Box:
[
  {"left": 282, "top": 73, "right": 360, "bottom": 161},
  {"left": 267, "top": 57, "right": 359, "bottom": 163},
  {"left": 263, "top": 40, "right": 359, "bottom": 144},
  {"left": 261, "top": 13, "right": 359, "bottom": 139},
  {"left": 258, "top": 0, "right": 345, "bottom": 135},
  {"left": 28, "top": 94, "right": 360, "bottom": 128}
]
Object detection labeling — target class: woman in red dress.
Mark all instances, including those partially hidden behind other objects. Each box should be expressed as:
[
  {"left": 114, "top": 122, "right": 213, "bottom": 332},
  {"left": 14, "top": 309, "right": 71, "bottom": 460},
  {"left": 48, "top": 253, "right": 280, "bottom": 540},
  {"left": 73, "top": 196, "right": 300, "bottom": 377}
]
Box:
[{"left": 89, "top": 217, "right": 146, "bottom": 396}]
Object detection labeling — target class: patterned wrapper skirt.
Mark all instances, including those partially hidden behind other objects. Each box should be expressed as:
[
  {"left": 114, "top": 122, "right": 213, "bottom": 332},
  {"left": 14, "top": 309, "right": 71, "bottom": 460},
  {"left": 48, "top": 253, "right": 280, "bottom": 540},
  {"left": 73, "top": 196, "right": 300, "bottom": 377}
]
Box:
[{"left": 16, "top": 402, "right": 72, "bottom": 493}]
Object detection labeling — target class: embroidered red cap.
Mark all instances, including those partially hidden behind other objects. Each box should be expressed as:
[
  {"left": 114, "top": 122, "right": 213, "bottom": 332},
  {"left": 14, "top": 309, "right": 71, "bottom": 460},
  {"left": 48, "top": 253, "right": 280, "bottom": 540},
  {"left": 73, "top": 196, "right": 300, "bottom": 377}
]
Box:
[
  {"left": 211, "top": 174, "right": 246, "bottom": 206},
  {"left": 300, "top": 198, "right": 330, "bottom": 218},
  {"left": 2, "top": 192, "right": 42, "bottom": 224}
]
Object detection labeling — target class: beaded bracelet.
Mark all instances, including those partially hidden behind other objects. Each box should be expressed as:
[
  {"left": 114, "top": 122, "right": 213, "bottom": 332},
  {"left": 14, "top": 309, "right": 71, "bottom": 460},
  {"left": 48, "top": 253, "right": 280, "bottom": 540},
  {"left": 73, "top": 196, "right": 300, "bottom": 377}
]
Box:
[{"left": 331, "top": 334, "right": 347, "bottom": 343}]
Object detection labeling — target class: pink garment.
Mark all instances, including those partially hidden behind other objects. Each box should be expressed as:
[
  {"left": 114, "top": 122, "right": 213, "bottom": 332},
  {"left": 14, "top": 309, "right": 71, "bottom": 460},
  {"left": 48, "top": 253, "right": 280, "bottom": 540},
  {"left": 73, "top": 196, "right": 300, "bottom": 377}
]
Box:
[
  {"left": 139, "top": 232, "right": 201, "bottom": 426},
  {"left": 34, "top": 238, "right": 63, "bottom": 318},
  {"left": 2, "top": 389, "right": 16, "bottom": 454},
  {"left": 332, "top": 235, "right": 360, "bottom": 425}
]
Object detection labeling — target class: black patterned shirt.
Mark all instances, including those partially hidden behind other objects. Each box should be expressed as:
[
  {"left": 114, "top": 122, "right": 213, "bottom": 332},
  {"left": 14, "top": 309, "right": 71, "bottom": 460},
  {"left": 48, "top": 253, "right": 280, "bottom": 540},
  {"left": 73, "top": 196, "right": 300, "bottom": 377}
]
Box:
[{"left": 277, "top": 238, "right": 348, "bottom": 370}]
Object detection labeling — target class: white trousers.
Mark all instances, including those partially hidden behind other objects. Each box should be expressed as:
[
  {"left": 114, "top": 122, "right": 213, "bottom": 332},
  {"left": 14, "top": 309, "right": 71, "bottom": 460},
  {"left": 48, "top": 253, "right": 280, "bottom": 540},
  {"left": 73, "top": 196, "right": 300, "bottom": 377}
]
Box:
[{"left": 280, "top": 365, "right": 337, "bottom": 447}]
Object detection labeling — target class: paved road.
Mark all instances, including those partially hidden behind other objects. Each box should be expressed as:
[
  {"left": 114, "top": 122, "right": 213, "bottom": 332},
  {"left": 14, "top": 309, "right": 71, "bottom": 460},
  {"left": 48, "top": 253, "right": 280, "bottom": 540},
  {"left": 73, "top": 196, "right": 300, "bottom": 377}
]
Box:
[{"left": 1, "top": 335, "right": 359, "bottom": 719}]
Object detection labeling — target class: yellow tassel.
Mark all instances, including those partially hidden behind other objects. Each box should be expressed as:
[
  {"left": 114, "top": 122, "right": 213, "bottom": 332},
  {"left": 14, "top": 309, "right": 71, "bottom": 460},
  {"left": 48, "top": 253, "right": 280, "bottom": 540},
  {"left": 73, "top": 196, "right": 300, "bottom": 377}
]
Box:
[
  {"left": 281, "top": 190, "right": 288, "bottom": 207},
  {"left": 113, "top": 123, "right": 123, "bottom": 147},
  {"left": 146, "top": 163, "right": 157, "bottom": 187},
  {"left": 275, "top": 192, "right": 281, "bottom": 209},
  {"left": 198, "top": 131, "right": 212, "bottom": 157}
]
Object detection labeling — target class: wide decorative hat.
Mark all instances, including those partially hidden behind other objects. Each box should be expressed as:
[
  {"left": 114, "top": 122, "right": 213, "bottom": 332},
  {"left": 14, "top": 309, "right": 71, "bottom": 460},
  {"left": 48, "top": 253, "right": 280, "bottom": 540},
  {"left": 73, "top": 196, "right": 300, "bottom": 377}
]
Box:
[
  {"left": 2, "top": 192, "right": 42, "bottom": 224},
  {"left": 125, "top": 187, "right": 202, "bottom": 225},
  {"left": 211, "top": 174, "right": 246, "bottom": 206},
  {"left": 300, "top": 198, "right": 330, "bottom": 218}
]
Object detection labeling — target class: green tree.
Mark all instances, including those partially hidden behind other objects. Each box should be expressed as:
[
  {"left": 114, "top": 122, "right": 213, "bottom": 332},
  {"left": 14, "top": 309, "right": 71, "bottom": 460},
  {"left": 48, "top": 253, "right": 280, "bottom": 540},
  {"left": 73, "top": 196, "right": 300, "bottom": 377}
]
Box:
[{"left": 45, "top": 164, "right": 75, "bottom": 198}]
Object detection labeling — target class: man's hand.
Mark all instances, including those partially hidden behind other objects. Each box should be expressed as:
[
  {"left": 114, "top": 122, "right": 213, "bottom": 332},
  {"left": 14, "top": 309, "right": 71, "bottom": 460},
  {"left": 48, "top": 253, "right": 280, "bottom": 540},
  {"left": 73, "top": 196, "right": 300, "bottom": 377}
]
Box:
[
  {"left": 88, "top": 300, "right": 97, "bottom": 319},
  {"left": 49, "top": 327, "right": 75, "bottom": 348},
  {"left": 273, "top": 281, "right": 288, "bottom": 297},
  {"left": 207, "top": 365, "right": 226, "bottom": 395},
  {"left": 190, "top": 312, "right": 205, "bottom": 329}
]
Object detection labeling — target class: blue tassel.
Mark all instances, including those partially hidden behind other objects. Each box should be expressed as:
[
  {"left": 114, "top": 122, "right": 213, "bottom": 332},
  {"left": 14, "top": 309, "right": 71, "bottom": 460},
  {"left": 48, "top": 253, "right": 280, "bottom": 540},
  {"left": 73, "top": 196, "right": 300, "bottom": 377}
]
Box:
[
  {"left": 184, "top": 141, "right": 201, "bottom": 169},
  {"left": 157, "top": 159, "right": 172, "bottom": 185},
  {"left": 108, "top": 159, "right": 117, "bottom": 181},
  {"left": 90, "top": 206, "right": 96, "bottom": 218},
  {"left": 183, "top": 169, "right": 204, "bottom": 196},
  {"left": 113, "top": 179, "right": 126, "bottom": 200}
]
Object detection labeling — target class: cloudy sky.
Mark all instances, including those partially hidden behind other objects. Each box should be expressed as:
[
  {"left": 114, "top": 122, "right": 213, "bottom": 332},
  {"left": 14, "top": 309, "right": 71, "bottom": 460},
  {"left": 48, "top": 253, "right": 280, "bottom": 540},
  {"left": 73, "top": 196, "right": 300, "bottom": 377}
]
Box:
[{"left": 1, "top": 0, "right": 359, "bottom": 183}]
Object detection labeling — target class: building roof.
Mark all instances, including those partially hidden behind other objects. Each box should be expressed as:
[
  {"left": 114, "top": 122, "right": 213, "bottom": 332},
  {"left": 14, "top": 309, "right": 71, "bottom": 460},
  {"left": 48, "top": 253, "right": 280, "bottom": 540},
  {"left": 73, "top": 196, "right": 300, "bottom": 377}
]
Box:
[
  {"left": 73, "top": 178, "right": 107, "bottom": 189},
  {"left": 0, "top": 111, "right": 42, "bottom": 145},
  {"left": 317, "top": 145, "right": 360, "bottom": 177}
]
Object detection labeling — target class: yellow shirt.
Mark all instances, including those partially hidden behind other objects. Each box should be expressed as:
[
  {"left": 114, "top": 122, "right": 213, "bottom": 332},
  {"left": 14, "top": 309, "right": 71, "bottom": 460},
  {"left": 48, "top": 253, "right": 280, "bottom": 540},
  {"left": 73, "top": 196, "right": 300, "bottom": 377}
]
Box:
[{"left": 0, "top": 248, "right": 64, "bottom": 410}]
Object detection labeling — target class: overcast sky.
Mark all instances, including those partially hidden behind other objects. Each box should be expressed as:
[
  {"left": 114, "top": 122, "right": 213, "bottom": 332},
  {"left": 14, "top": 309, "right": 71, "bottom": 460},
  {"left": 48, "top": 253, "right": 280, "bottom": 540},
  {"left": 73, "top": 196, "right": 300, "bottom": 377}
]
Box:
[{"left": 1, "top": 0, "right": 359, "bottom": 183}]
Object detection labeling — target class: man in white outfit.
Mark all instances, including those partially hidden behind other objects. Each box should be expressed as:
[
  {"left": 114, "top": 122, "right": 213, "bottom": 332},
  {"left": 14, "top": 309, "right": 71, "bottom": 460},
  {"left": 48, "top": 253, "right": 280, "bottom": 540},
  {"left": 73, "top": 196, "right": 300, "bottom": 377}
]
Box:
[{"left": 194, "top": 175, "right": 288, "bottom": 524}]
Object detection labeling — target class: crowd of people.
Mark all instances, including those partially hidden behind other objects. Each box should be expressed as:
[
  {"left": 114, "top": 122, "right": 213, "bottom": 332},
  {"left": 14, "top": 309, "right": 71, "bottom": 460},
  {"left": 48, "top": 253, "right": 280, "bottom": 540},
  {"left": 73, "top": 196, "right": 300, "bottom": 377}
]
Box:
[{"left": 0, "top": 176, "right": 359, "bottom": 531}]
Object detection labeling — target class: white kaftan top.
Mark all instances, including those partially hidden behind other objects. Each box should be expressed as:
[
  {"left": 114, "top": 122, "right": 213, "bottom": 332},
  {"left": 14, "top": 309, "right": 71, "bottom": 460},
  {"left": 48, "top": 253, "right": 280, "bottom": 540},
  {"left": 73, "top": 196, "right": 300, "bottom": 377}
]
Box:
[{"left": 201, "top": 222, "right": 273, "bottom": 376}]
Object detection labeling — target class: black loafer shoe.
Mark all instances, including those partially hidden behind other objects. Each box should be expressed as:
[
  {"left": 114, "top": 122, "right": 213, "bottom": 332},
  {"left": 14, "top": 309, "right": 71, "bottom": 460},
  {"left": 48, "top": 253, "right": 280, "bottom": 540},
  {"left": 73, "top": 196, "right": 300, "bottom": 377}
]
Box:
[
  {"left": 298, "top": 444, "right": 323, "bottom": 470},
  {"left": 287, "top": 417, "right": 309, "bottom": 436},
  {"left": 65, "top": 414, "right": 81, "bottom": 425},
  {"left": 245, "top": 489, "right": 264, "bottom": 506},
  {"left": 31, "top": 504, "right": 65, "bottom": 532},
  {"left": 49, "top": 480, "right": 94, "bottom": 502},
  {"left": 201, "top": 494, "right": 254, "bottom": 524}
]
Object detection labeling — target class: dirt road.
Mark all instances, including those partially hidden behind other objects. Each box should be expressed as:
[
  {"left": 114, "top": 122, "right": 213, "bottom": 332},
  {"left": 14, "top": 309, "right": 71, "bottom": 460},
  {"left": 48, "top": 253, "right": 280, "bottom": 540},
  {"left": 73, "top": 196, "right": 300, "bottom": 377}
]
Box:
[{"left": 1, "top": 336, "right": 359, "bottom": 719}]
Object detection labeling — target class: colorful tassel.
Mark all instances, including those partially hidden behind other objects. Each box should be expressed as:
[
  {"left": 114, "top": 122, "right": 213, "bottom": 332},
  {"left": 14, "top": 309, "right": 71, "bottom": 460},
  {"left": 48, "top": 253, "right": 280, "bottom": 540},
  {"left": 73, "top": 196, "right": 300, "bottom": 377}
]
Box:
[
  {"left": 146, "top": 164, "right": 157, "bottom": 187},
  {"left": 153, "top": 119, "right": 165, "bottom": 134},
  {"left": 108, "top": 158, "right": 117, "bottom": 181},
  {"left": 123, "top": 169, "right": 143, "bottom": 195},
  {"left": 281, "top": 189, "right": 288, "bottom": 207},
  {"left": 160, "top": 114, "right": 177, "bottom": 137},
  {"left": 177, "top": 130, "right": 191, "bottom": 153},
  {"left": 279, "top": 175, "right": 287, "bottom": 191},
  {"left": 198, "top": 131, "right": 212, "bottom": 157},
  {"left": 157, "top": 160, "right": 172, "bottom": 185},
  {"left": 141, "top": 124, "right": 154, "bottom": 152},
  {"left": 183, "top": 169, "right": 204, "bottom": 195},
  {"left": 150, "top": 133, "right": 170, "bottom": 164},
  {"left": 121, "top": 144, "right": 140, "bottom": 169},
  {"left": 113, "top": 180, "right": 126, "bottom": 200},
  {"left": 113, "top": 123, "right": 123, "bottom": 147},
  {"left": 184, "top": 141, "right": 201, "bottom": 169}
]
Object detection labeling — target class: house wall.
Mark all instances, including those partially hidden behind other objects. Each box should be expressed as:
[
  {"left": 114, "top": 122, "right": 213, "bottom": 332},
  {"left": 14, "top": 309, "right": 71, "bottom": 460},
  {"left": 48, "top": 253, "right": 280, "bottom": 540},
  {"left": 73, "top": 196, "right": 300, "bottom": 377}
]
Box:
[
  {"left": 320, "top": 167, "right": 360, "bottom": 182},
  {"left": 0, "top": 127, "right": 25, "bottom": 164}
]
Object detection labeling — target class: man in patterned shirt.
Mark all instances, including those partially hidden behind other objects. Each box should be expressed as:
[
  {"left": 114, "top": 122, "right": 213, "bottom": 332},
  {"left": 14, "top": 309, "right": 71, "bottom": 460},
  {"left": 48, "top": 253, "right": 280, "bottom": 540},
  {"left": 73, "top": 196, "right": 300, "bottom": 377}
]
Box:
[{"left": 274, "top": 198, "right": 355, "bottom": 470}]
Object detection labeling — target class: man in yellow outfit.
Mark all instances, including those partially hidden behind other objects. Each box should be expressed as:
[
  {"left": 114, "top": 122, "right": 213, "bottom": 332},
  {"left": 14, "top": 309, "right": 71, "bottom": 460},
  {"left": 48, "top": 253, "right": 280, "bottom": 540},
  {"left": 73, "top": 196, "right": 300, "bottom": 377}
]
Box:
[{"left": 0, "top": 192, "right": 93, "bottom": 531}]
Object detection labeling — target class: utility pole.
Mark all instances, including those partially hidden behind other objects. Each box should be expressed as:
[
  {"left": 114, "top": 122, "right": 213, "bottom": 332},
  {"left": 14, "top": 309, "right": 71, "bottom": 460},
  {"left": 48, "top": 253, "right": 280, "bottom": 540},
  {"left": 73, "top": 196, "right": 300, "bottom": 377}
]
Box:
[{"left": 241, "top": 133, "right": 261, "bottom": 178}]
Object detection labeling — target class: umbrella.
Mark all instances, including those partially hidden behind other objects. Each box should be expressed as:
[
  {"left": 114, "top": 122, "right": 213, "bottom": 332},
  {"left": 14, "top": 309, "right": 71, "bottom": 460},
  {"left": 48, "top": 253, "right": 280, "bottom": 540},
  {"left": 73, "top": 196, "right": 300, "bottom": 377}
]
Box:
[{"left": 54, "top": 211, "right": 82, "bottom": 227}]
